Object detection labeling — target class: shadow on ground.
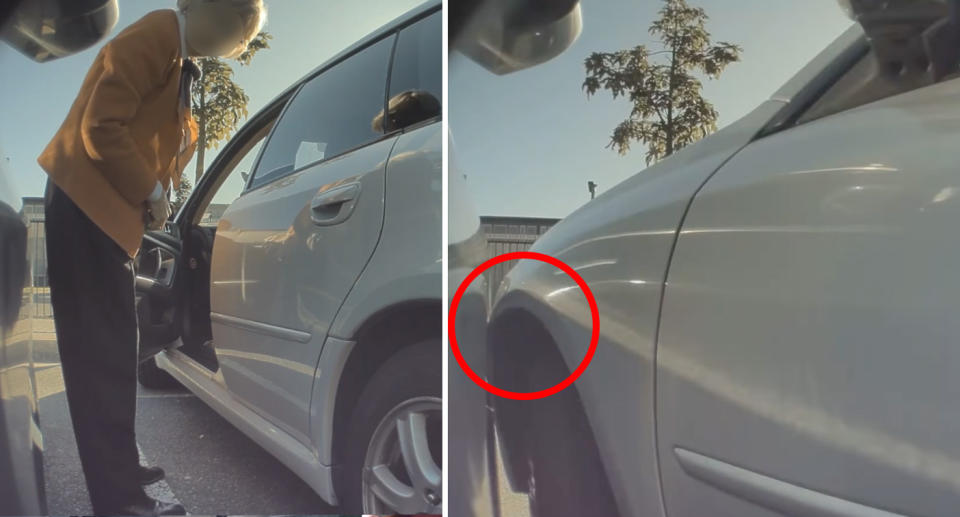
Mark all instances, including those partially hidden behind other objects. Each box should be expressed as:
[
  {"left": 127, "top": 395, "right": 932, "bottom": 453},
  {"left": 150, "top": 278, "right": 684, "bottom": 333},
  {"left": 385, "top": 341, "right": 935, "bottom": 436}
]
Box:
[{"left": 35, "top": 326, "right": 335, "bottom": 514}]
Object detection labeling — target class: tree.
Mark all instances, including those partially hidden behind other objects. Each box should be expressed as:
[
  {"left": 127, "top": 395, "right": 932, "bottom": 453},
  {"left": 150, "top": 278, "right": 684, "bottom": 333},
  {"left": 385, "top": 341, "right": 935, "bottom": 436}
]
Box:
[
  {"left": 583, "top": 0, "right": 741, "bottom": 164},
  {"left": 170, "top": 175, "right": 192, "bottom": 215},
  {"left": 193, "top": 32, "right": 272, "bottom": 182}
]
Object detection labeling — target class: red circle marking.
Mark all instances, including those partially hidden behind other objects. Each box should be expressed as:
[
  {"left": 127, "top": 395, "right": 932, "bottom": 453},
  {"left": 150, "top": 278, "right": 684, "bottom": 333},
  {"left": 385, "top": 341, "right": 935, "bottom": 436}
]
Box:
[{"left": 448, "top": 251, "right": 599, "bottom": 401}]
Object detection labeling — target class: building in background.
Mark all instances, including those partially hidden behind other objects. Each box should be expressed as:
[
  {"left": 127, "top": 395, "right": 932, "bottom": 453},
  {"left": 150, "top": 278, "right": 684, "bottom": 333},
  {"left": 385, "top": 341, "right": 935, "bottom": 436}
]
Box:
[
  {"left": 21, "top": 197, "right": 51, "bottom": 317},
  {"left": 21, "top": 197, "right": 45, "bottom": 288},
  {"left": 480, "top": 215, "right": 559, "bottom": 299},
  {"left": 200, "top": 203, "right": 230, "bottom": 226}
]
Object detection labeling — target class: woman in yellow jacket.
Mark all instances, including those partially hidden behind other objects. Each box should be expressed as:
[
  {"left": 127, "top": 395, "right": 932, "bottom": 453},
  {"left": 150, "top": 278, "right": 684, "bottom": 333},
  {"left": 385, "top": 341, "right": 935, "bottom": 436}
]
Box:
[{"left": 38, "top": 1, "right": 264, "bottom": 515}]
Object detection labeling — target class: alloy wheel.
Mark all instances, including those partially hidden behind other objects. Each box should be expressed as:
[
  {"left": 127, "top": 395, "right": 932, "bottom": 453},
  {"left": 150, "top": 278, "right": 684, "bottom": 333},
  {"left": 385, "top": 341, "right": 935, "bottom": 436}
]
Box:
[{"left": 361, "top": 396, "right": 442, "bottom": 514}]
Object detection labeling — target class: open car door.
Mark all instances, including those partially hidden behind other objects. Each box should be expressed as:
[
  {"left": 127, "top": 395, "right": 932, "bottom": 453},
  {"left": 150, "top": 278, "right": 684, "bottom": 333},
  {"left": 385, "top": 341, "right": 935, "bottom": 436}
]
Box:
[{"left": 135, "top": 225, "right": 185, "bottom": 363}]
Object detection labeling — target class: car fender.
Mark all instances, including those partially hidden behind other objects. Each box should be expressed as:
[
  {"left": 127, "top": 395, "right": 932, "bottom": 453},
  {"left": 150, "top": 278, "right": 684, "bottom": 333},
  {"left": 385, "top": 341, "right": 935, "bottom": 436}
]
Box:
[{"left": 488, "top": 99, "right": 786, "bottom": 517}]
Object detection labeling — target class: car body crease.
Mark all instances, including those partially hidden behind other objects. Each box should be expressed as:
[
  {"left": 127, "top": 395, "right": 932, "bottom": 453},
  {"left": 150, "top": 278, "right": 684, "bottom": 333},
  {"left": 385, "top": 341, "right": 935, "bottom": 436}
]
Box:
[{"left": 649, "top": 100, "right": 787, "bottom": 517}]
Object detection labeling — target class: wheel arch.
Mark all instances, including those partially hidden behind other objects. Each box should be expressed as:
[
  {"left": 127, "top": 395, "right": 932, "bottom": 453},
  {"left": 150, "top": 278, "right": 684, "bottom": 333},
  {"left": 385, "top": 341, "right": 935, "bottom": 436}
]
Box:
[
  {"left": 487, "top": 303, "right": 596, "bottom": 494},
  {"left": 329, "top": 299, "right": 441, "bottom": 469}
]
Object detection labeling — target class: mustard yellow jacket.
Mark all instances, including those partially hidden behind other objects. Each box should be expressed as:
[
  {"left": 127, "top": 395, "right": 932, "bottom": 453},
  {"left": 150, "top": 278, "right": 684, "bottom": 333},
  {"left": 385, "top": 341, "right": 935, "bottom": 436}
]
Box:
[{"left": 38, "top": 9, "right": 198, "bottom": 258}]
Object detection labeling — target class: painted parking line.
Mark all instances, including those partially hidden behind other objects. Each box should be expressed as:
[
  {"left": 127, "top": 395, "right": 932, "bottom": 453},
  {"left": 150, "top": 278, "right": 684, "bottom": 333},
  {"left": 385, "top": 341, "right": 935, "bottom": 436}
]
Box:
[
  {"left": 137, "top": 444, "right": 186, "bottom": 513},
  {"left": 137, "top": 392, "right": 195, "bottom": 399}
]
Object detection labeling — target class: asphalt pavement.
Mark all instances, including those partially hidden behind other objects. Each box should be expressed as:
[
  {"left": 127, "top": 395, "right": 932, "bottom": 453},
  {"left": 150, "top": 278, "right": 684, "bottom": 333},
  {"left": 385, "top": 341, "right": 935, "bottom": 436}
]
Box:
[
  {"left": 33, "top": 313, "right": 526, "bottom": 516},
  {"left": 492, "top": 432, "right": 530, "bottom": 517},
  {"left": 34, "top": 327, "right": 337, "bottom": 515}
]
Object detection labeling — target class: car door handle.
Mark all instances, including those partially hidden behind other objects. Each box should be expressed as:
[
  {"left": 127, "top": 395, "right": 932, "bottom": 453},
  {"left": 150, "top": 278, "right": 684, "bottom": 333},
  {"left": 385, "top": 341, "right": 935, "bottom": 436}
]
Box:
[{"left": 310, "top": 182, "right": 361, "bottom": 226}]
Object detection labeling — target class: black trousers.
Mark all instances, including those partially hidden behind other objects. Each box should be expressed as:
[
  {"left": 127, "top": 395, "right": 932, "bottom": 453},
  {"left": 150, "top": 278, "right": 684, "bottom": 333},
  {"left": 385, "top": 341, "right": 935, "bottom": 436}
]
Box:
[{"left": 44, "top": 182, "right": 147, "bottom": 513}]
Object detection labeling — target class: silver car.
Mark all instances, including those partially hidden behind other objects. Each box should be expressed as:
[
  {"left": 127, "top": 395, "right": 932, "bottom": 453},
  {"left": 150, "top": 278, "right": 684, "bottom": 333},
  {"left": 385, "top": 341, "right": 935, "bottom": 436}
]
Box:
[
  {"left": 1, "top": 0, "right": 119, "bottom": 513},
  {"left": 482, "top": 1, "right": 960, "bottom": 517},
  {"left": 136, "top": 2, "right": 442, "bottom": 514},
  {"left": 0, "top": 159, "right": 46, "bottom": 516}
]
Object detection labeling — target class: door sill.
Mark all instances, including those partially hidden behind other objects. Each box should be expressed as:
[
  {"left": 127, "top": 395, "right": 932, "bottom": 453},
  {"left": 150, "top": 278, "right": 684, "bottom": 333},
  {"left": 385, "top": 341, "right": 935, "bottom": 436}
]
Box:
[{"left": 155, "top": 349, "right": 339, "bottom": 506}]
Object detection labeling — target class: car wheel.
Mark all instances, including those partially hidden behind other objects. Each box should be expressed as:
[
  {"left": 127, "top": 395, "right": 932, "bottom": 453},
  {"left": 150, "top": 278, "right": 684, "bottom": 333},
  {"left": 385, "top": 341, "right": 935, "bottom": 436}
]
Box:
[
  {"left": 340, "top": 339, "right": 441, "bottom": 514},
  {"left": 523, "top": 354, "right": 620, "bottom": 517},
  {"left": 137, "top": 356, "right": 180, "bottom": 390}
]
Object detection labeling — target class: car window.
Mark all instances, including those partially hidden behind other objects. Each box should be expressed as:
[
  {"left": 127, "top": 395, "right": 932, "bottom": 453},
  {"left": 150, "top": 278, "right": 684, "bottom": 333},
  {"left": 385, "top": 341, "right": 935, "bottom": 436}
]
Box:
[
  {"left": 199, "top": 138, "right": 266, "bottom": 227},
  {"left": 386, "top": 10, "right": 442, "bottom": 131},
  {"left": 795, "top": 50, "right": 923, "bottom": 126},
  {"left": 249, "top": 36, "right": 394, "bottom": 189}
]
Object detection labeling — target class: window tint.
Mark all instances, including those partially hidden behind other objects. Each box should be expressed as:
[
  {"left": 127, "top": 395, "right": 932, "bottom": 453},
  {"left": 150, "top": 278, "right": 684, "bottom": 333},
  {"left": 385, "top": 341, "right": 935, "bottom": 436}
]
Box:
[
  {"left": 385, "top": 11, "right": 441, "bottom": 131},
  {"left": 250, "top": 36, "right": 393, "bottom": 188},
  {"left": 199, "top": 129, "right": 269, "bottom": 227}
]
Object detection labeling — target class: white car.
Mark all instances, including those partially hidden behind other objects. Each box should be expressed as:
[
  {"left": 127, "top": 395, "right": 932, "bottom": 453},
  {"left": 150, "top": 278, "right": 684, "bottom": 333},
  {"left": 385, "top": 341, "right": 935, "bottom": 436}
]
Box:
[
  {"left": 136, "top": 2, "right": 442, "bottom": 514},
  {"left": 485, "top": 1, "right": 960, "bottom": 516},
  {"left": 0, "top": 0, "right": 119, "bottom": 513},
  {"left": 0, "top": 154, "right": 46, "bottom": 516}
]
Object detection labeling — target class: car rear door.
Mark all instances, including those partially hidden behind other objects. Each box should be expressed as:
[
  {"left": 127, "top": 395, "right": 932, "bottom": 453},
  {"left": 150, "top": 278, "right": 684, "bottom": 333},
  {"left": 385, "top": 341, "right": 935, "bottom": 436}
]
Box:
[
  {"left": 208, "top": 34, "right": 397, "bottom": 442},
  {"left": 656, "top": 40, "right": 960, "bottom": 517}
]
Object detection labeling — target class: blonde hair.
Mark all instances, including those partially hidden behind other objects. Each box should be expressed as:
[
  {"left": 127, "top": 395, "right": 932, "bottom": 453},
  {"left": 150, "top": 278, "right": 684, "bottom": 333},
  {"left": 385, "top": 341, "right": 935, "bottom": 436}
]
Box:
[{"left": 177, "top": 0, "right": 266, "bottom": 58}]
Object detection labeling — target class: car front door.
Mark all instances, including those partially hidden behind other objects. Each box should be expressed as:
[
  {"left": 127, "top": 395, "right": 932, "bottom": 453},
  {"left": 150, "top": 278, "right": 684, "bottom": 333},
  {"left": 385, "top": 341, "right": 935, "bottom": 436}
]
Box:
[
  {"left": 209, "top": 34, "right": 397, "bottom": 444},
  {"left": 656, "top": 29, "right": 960, "bottom": 517}
]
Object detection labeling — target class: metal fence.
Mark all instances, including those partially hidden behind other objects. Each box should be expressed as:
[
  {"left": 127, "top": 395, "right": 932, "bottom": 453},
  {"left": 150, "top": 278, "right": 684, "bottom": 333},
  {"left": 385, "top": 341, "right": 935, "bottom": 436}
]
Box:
[
  {"left": 26, "top": 219, "right": 52, "bottom": 318},
  {"left": 484, "top": 235, "right": 539, "bottom": 301},
  {"left": 480, "top": 216, "right": 559, "bottom": 301}
]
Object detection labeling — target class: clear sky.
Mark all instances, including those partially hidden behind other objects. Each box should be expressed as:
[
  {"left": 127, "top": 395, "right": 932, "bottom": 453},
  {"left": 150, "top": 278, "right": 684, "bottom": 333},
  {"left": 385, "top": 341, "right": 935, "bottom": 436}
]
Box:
[
  {"left": 0, "top": 0, "right": 425, "bottom": 200},
  {"left": 450, "top": 0, "right": 854, "bottom": 219}
]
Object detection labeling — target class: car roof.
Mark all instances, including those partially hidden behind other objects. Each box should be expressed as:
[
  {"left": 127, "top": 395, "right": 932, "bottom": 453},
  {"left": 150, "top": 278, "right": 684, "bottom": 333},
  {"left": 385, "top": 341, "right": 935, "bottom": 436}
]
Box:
[{"left": 260, "top": 0, "right": 441, "bottom": 110}]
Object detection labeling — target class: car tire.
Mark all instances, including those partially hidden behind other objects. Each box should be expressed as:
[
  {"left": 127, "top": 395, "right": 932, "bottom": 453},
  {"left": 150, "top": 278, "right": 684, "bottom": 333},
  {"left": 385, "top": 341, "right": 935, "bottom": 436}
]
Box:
[
  {"left": 339, "top": 339, "right": 441, "bottom": 514},
  {"left": 137, "top": 356, "right": 180, "bottom": 390},
  {"left": 523, "top": 353, "right": 620, "bottom": 517}
]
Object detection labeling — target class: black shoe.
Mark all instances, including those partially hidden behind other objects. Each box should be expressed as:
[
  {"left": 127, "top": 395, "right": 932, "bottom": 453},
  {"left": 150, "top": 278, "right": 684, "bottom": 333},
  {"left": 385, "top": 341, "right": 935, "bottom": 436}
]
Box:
[
  {"left": 138, "top": 465, "right": 166, "bottom": 485},
  {"left": 108, "top": 497, "right": 186, "bottom": 516}
]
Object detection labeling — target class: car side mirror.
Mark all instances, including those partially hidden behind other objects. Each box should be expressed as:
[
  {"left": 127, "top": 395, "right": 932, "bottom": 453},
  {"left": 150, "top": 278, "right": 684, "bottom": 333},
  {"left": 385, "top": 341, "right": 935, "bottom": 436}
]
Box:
[
  {"left": 841, "top": 0, "right": 960, "bottom": 81},
  {"left": 372, "top": 90, "right": 441, "bottom": 133},
  {"left": 1, "top": 0, "right": 119, "bottom": 62},
  {"left": 453, "top": 0, "right": 582, "bottom": 75},
  {"left": 240, "top": 171, "right": 249, "bottom": 183}
]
